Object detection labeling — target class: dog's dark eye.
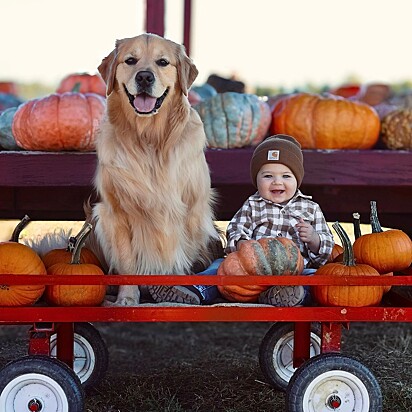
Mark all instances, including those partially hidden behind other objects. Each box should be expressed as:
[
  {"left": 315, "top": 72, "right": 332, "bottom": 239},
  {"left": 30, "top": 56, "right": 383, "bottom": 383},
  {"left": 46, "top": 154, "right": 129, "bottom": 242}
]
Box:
[
  {"left": 125, "top": 57, "right": 137, "bottom": 65},
  {"left": 156, "top": 58, "right": 169, "bottom": 67}
]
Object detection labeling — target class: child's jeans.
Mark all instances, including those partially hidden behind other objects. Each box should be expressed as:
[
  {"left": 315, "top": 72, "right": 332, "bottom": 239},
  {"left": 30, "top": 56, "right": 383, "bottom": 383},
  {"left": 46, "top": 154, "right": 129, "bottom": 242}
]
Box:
[
  {"left": 193, "top": 258, "right": 224, "bottom": 304},
  {"left": 302, "top": 268, "right": 316, "bottom": 305}
]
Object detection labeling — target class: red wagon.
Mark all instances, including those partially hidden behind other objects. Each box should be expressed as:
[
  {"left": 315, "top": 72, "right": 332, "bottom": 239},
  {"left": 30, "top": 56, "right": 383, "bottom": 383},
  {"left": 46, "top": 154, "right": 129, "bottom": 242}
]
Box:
[{"left": 0, "top": 272, "right": 411, "bottom": 411}]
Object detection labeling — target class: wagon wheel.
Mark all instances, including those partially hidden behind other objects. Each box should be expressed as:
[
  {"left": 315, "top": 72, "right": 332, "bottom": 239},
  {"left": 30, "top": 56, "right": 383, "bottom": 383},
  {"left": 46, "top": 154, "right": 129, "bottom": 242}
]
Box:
[
  {"left": 0, "top": 355, "right": 84, "bottom": 412},
  {"left": 50, "top": 322, "right": 109, "bottom": 391},
  {"left": 286, "top": 352, "right": 382, "bottom": 412},
  {"left": 259, "top": 322, "right": 321, "bottom": 391}
]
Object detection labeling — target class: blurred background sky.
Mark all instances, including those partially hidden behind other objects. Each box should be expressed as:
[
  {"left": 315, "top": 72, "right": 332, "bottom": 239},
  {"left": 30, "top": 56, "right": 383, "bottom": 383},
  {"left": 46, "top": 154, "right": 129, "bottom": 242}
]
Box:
[{"left": 1, "top": 0, "right": 412, "bottom": 93}]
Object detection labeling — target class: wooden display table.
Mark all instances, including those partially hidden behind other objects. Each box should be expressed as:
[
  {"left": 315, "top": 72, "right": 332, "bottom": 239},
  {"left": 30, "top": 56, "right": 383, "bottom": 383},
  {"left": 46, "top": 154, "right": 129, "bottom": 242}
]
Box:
[{"left": 0, "top": 149, "right": 411, "bottom": 236}]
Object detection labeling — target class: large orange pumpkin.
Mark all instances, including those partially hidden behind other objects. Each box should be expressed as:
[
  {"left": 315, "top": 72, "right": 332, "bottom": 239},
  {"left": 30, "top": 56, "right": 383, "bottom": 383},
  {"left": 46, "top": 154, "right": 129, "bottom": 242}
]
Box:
[
  {"left": 217, "top": 237, "right": 304, "bottom": 303},
  {"left": 271, "top": 92, "right": 380, "bottom": 149},
  {"left": 57, "top": 73, "right": 106, "bottom": 97},
  {"left": 0, "top": 215, "right": 46, "bottom": 306},
  {"left": 353, "top": 201, "right": 412, "bottom": 274},
  {"left": 12, "top": 91, "right": 105, "bottom": 151},
  {"left": 312, "top": 222, "right": 383, "bottom": 307},
  {"left": 45, "top": 223, "right": 106, "bottom": 306}
]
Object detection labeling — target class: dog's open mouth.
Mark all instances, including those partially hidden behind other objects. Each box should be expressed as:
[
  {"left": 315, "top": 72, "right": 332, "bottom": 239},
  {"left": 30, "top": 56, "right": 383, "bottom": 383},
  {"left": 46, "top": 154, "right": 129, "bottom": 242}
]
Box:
[{"left": 124, "top": 86, "right": 169, "bottom": 115}]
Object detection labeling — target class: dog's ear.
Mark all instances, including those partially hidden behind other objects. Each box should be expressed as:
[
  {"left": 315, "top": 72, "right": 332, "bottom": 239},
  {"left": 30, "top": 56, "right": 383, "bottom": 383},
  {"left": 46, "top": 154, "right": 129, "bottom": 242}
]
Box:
[
  {"left": 98, "top": 40, "right": 121, "bottom": 96},
  {"left": 176, "top": 45, "right": 198, "bottom": 96}
]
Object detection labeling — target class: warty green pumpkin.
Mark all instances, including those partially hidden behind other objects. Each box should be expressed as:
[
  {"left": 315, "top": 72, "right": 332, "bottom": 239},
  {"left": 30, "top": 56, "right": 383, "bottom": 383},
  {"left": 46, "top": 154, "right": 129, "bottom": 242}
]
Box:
[
  {"left": 195, "top": 92, "right": 271, "bottom": 148},
  {"left": 217, "top": 237, "right": 304, "bottom": 302}
]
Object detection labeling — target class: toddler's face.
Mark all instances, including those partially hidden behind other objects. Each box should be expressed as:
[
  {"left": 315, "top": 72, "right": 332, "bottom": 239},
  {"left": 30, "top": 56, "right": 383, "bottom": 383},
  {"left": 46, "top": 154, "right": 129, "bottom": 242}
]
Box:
[{"left": 256, "top": 163, "right": 297, "bottom": 204}]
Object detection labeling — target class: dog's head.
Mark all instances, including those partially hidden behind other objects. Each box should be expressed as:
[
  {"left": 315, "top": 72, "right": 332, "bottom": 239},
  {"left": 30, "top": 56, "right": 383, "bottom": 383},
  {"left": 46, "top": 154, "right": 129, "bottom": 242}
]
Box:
[{"left": 98, "top": 33, "right": 198, "bottom": 117}]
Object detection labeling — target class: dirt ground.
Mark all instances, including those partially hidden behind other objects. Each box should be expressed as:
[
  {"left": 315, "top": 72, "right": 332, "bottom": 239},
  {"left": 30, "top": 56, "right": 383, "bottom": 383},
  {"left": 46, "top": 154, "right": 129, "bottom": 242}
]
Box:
[{"left": 1, "top": 321, "right": 412, "bottom": 411}]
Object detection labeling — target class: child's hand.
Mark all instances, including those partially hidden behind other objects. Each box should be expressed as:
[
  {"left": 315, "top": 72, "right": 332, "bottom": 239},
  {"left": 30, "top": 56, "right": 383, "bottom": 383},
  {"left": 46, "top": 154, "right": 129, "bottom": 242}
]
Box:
[{"left": 295, "top": 218, "right": 320, "bottom": 253}]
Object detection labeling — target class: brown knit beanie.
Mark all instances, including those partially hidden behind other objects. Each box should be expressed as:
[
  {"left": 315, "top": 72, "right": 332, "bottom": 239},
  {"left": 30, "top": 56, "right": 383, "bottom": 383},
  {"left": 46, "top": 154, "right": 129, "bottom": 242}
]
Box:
[{"left": 250, "top": 134, "right": 304, "bottom": 188}]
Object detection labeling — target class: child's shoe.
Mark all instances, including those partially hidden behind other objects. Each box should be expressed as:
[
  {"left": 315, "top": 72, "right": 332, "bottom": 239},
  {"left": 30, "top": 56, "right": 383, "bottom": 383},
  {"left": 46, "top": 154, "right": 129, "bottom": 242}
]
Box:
[
  {"left": 258, "top": 285, "right": 305, "bottom": 307},
  {"left": 148, "top": 285, "right": 203, "bottom": 305}
]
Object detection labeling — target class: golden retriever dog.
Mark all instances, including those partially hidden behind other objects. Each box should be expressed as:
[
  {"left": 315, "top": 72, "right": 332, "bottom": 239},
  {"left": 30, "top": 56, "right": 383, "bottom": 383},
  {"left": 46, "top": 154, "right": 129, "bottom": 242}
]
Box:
[{"left": 88, "top": 33, "right": 221, "bottom": 306}]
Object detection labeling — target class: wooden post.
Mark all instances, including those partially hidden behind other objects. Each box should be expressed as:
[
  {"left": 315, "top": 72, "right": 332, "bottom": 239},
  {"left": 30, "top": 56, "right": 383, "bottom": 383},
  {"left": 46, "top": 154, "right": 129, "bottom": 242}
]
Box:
[
  {"left": 146, "top": 0, "right": 165, "bottom": 36},
  {"left": 183, "top": 0, "right": 192, "bottom": 56}
]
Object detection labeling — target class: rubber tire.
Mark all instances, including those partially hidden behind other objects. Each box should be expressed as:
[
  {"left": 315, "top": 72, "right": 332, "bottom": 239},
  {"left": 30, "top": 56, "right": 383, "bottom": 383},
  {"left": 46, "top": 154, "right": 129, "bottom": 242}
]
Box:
[
  {"left": 259, "top": 322, "right": 321, "bottom": 391},
  {"left": 286, "top": 352, "right": 382, "bottom": 412},
  {"left": 0, "top": 355, "right": 84, "bottom": 412},
  {"left": 50, "top": 322, "right": 109, "bottom": 391}
]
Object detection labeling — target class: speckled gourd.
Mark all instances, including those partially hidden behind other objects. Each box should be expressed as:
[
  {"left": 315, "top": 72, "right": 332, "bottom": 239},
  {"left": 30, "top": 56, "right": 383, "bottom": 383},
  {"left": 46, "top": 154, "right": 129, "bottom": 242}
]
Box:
[{"left": 195, "top": 92, "right": 271, "bottom": 148}]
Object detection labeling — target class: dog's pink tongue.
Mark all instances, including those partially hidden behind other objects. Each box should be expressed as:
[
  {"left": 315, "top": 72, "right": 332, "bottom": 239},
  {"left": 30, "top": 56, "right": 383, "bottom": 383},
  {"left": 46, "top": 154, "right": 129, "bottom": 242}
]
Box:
[{"left": 134, "top": 95, "right": 156, "bottom": 112}]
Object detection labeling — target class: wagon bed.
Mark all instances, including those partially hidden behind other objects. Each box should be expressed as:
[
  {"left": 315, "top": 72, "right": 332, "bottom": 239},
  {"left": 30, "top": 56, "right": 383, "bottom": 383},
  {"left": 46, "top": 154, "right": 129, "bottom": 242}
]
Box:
[{"left": 1, "top": 272, "right": 411, "bottom": 411}]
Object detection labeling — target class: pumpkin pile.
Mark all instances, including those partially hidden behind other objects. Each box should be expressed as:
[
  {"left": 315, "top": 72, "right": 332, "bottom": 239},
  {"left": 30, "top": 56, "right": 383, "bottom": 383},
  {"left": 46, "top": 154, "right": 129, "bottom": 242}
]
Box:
[
  {"left": 0, "top": 215, "right": 46, "bottom": 306},
  {"left": 217, "top": 237, "right": 304, "bottom": 302}
]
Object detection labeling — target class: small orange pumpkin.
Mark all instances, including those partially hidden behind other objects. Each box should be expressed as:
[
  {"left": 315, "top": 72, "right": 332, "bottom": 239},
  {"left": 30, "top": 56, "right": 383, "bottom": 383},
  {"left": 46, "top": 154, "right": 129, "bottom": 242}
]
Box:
[
  {"left": 0, "top": 81, "right": 18, "bottom": 96},
  {"left": 271, "top": 92, "right": 380, "bottom": 149},
  {"left": 217, "top": 237, "right": 304, "bottom": 303},
  {"left": 0, "top": 215, "right": 46, "bottom": 306},
  {"left": 328, "top": 243, "right": 344, "bottom": 263},
  {"left": 352, "top": 210, "right": 392, "bottom": 293},
  {"left": 353, "top": 201, "right": 412, "bottom": 274},
  {"left": 42, "top": 223, "right": 102, "bottom": 269},
  {"left": 45, "top": 223, "right": 106, "bottom": 306},
  {"left": 57, "top": 73, "right": 106, "bottom": 97},
  {"left": 12, "top": 91, "right": 105, "bottom": 151},
  {"left": 312, "top": 222, "right": 383, "bottom": 307}
]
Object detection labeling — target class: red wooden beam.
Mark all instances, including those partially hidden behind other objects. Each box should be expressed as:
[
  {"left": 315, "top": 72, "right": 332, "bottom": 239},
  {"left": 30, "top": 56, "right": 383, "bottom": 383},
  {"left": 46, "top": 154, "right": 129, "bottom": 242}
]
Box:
[{"left": 145, "top": 0, "right": 165, "bottom": 36}]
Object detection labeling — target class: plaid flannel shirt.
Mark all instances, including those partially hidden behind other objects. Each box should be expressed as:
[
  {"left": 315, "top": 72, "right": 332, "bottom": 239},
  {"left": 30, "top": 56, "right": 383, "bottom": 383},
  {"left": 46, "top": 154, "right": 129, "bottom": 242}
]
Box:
[{"left": 225, "top": 190, "right": 334, "bottom": 268}]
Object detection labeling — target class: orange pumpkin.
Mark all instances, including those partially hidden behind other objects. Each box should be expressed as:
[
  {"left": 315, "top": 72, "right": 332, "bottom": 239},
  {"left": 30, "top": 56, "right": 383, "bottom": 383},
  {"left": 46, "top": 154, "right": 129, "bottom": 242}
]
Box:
[
  {"left": 352, "top": 210, "right": 392, "bottom": 293},
  {"left": 12, "top": 91, "right": 105, "bottom": 151},
  {"left": 57, "top": 73, "right": 106, "bottom": 97},
  {"left": 45, "top": 223, "right": 106, "bottom": 306},
  {"left": 271, "top": 92, "right": 380, "bottom": 149},
  {"left": 0, "top": 81, "right": 18, "bottom": 96},
  {"left": 217, "top": 237, "right": 304, "bottom": 303},
  {"left": 328, "top": 244, "right": 344, "bottom": 263},
  {"left": 328, "top": 84, "right": 361, "bottom": 99},
  {"left": 312, "top": 222, "right": 383, "bottom": 307},
  {"left": 353, "top": 201, "right": 412, "bottom": 274},
  {"left": 42, "top": 223, "right": 102, "bottom": 269},
  {"left": 0, "top": 215, "right": 46, "bottom": 306}
]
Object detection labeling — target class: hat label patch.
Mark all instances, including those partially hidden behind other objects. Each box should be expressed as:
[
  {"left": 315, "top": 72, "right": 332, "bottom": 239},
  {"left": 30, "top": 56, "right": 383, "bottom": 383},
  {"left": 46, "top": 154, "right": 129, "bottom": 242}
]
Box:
[{"left": 267, "top": 150, "right": 280, "bottom": 161}]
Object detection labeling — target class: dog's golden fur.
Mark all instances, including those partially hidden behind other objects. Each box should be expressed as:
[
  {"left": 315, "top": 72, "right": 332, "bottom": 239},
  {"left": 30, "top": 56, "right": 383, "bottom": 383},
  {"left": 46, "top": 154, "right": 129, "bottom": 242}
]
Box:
[{"left": 89, "top": 34, "right": 220, "bottom": 305}]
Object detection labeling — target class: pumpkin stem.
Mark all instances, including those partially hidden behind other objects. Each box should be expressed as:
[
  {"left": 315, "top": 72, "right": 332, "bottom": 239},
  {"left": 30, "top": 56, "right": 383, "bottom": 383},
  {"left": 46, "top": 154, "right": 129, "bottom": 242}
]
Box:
[
  {"left": 67, "top": 221, "right": 90, "bottom": 253},
  {"left": 71, "top": 223, "right": 92, "bottom": 265},
  {"left": 71, "top": 82, "right": 81, "bottom": 93},
  {"left": 370, "top": 200, "right": 383, "bottom": 233},
  {"left": 352, "top": 212, "right": 362, "bottom": 240},
  {"left": 10, "top": 214, "right": 31, "bottom": 242},
  {"left": 332, "top": 221, "right": 355, "bottom": 266}
]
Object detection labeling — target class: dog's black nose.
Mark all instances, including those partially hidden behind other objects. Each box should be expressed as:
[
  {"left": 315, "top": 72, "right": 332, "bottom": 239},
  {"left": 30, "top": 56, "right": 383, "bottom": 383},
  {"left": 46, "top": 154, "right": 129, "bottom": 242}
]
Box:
[{"left": 135, "top": 71, "right": 155, "bottom": 88}]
